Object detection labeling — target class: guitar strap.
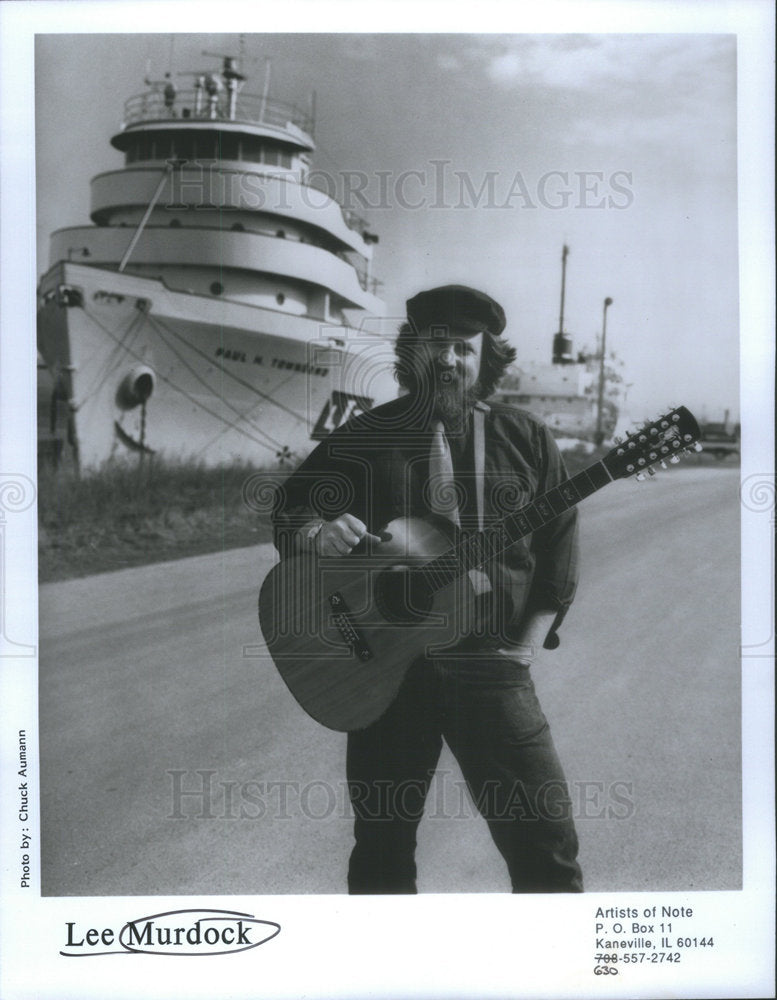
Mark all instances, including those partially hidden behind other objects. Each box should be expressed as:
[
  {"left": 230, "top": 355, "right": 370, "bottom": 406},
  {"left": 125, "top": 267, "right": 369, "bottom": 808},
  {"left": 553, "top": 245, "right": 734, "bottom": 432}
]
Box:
[
  {"left": 429, "top": 400, "right": 489, "bottom": 528},
  {"left": 428, "top": 402, "right": 491, "bottom": 595},
  {"left": 429, "top": 420, "right": 460, "bottom": 525},
  {"left": 469, "top": 401, "right": 491, "bottom": 596},
  {"left": 473, "top": 400, "right": 489, "bottom": 532}
]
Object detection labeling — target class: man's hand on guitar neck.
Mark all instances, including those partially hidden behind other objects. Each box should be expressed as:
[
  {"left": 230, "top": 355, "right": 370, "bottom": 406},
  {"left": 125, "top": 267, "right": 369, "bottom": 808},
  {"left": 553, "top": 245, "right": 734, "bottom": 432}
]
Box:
[{"left": 299, "top": 514, "right": 382, "bottom": 557}]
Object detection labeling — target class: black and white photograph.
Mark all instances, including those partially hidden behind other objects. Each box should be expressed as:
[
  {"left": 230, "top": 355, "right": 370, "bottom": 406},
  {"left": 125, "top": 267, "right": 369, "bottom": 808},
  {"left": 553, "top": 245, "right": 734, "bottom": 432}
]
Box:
[{"left": 1, "top": 2, "right": 774, "bottom": 999}]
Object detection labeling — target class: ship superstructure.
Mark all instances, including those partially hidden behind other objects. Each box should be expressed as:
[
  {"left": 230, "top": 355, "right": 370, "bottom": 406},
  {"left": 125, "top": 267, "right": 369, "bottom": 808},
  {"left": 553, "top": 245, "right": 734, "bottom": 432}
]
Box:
[
  {"left": 493, "top": 245, "right": 626, "bottom": 442},
  {"left": 38, "top": 55, "right": 395, "bottom": 468}
]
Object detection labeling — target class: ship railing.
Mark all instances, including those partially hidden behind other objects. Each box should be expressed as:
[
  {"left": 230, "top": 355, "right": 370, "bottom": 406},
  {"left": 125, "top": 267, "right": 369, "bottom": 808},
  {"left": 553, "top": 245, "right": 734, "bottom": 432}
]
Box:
[
  {"left": 304, "top": 175, "right": 371, "bottom": 236},
  {"left": 348, "top": 267, "right": 383, "bottom": 296},
  {"left": 150, "top": 273, "right": 373, "bottom": 331},
  {"left": 105, "top": 161, "right": 375, "bottom": 247},
  {"left": 363, "top": 276, "right": 383, "bottom": 296},
  {"left": 341, "top": 207, "right": 371, "bottom": 235},
  {"left": 103, "top": 218, "right": 381, "bottom": 293},
  {"left": 340, "top": 250, "right": 383, "bottom": 296},
  {"left": 123, "top": 89, "right": 314, "bottom": 134}
]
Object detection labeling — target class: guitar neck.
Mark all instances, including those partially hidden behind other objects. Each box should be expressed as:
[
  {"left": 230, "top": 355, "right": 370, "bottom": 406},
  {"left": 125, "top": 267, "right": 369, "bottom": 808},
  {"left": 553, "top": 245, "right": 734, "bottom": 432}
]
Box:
[{"left": 420, "top": 459, "right": 613, "bottom": 593}]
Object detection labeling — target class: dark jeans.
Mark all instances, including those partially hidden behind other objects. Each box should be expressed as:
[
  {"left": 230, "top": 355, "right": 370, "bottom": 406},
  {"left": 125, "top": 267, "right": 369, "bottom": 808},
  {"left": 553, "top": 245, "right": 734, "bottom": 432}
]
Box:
[{"left": 346, "top": 654, "right": 583, "bottom": 894}]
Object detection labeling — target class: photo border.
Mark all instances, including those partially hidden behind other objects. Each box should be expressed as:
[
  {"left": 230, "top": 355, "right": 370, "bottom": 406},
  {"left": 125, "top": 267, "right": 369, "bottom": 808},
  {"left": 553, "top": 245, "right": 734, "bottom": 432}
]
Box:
[{"left": 1, "top": 2, "right": 773, "bottom": 998}]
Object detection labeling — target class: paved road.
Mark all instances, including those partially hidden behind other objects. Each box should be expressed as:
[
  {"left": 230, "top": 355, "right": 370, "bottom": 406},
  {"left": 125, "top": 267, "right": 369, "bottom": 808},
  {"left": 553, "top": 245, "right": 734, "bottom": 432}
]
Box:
[{"left": 39, "top": 465, "right": 741, "bottom": 895}]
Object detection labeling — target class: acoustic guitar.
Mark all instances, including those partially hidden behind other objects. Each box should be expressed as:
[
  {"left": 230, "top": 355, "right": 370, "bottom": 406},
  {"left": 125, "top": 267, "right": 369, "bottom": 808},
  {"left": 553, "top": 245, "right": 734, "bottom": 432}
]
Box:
[{"left": 259, "top": 406, "right": 701, "bottom": 732}]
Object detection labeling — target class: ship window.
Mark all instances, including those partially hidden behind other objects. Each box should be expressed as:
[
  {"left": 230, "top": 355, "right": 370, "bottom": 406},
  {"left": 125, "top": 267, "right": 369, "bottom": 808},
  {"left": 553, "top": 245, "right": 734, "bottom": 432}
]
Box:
[
  {"left": 133, "top": 135, "right": 148, "bottom": 160},
  {"left": 278, "top": 151, "right": 291, "bottom": 168},
  {"left": 219, "top": 134, "right": 239, "bottom": 160},
  {"left": 210, "top": 281, "right": 224, "bottom": 296},
  {"left": 276, "top": 229, "right": 286, "bottom": 239},
  {"left": 263, "top": 148, "right": 279, "bottom": 167},
  {"left": 276, "top": 293, "right": 285, "bottom": 305},
  {"left": 194, "top": 136, "right": 218, "bottom": 160},
  {"left": 241, "top": 137, "right": 263, "bottom": 162},
  {"left": 173, "top": 134, "right": 195, "bottom": 161}
]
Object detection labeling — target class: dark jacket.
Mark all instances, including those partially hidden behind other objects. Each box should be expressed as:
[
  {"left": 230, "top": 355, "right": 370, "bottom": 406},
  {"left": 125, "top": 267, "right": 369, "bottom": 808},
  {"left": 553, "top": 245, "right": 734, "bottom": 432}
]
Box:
[{"left": 271, "top": 395, "right": 579, "bottom": 648}]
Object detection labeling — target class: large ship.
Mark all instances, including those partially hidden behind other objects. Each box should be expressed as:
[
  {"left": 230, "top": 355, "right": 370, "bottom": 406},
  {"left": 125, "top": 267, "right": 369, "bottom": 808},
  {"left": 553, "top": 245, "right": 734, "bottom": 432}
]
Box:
[{"left": 37, "top": 55, "right": 396, "bottom": 470}]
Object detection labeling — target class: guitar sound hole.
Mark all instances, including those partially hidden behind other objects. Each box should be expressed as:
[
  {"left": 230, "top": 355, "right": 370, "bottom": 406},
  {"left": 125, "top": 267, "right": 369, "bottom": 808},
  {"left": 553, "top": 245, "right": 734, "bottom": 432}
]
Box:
[{"left": 375, "top": 568, "right": 434, "bottom": 626}]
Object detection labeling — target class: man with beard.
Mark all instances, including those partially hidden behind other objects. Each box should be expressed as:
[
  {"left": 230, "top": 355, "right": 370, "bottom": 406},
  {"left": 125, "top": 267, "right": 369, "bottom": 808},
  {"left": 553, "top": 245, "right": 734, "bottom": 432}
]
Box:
[{"left": 272, "top": 285, "right": 582, "bottom": 893}]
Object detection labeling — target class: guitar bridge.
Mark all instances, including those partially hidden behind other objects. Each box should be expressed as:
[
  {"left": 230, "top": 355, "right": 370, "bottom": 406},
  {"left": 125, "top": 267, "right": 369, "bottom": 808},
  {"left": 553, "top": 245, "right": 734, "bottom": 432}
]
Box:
[{"left": 328, "top": 592, "right": 373, "bottom": 662}]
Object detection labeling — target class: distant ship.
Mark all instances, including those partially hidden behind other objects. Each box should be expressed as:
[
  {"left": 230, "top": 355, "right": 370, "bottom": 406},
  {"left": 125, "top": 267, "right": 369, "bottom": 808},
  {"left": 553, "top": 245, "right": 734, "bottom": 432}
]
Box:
[
  {"left": 37, "top": 55, "right": 396, "bottom": 469},
  {"left": 492, "top": 245, "right": 627, "bottom": 444}
]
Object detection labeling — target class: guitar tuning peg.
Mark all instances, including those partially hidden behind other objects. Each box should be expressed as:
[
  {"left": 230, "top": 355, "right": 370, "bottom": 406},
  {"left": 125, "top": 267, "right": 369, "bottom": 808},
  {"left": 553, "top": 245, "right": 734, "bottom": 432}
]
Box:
[
  {"left": 613, "top": 435, "right": 623, "bottom": 444},
  {"left": 693, "top": 442, "right": 703, "bottom": 452},
  {"left": 635, "top": 472, "right": 646, "bottom": 482},
  {"left": 659, "top": 460, "right": 668, "bottom": 470},
  {"left": 647, "top": 466, "right": 656, "bottom": 476},
  {"left": 669, "top": 455, "right": 680, "bottom": 464}
]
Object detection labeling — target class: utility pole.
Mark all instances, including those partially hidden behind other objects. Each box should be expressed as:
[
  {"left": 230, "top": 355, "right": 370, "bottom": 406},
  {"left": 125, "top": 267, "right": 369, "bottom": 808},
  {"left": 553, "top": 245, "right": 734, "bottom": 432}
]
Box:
[{"left": 595, "top": 296, "right": 613, "bottom": 445}]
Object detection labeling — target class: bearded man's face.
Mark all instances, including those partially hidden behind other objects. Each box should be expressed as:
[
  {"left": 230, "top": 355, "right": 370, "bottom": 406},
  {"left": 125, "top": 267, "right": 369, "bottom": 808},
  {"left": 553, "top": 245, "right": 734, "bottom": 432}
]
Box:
[{"left": 417, "top": 329, "right": 484, "bottom": 431}]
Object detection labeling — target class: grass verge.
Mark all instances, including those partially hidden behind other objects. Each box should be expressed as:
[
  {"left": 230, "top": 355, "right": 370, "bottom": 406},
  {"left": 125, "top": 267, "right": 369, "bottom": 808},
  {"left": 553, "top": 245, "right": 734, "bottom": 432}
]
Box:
[{"left": 38, "top": 458, "right": 274, "bottom": 582}]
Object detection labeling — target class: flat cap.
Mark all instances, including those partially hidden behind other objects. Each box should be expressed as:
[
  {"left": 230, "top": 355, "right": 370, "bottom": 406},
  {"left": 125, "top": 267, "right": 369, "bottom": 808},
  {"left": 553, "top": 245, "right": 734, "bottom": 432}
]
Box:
[{"left": 406, "top": 284, "right": 506, "bottom": 337}]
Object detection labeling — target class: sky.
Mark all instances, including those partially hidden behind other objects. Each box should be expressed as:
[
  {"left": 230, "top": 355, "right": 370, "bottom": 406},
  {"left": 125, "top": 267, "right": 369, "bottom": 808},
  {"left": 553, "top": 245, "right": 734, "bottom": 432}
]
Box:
[{"left": 33, "top": 30, "right": 740, "bottom": 423}]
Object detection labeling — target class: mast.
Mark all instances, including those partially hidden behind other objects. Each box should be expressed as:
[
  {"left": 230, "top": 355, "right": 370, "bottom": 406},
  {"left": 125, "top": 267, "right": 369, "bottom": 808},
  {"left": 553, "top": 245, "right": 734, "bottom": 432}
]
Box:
[
  {"left": 259, "top": 59, "right": 272, "bottom": 123},
  {"left": 558, "top": 243, "right": 569, "bottom": 334},
  {"left": 552, "top": 244, "right": 574, "bottom": 364}
]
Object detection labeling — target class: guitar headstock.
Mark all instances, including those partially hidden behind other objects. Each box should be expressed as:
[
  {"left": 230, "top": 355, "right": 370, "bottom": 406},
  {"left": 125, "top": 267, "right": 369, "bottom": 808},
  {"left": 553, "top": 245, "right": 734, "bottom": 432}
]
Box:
[{"left": 603, "top": 406, "right": 702, "bottom": 481}]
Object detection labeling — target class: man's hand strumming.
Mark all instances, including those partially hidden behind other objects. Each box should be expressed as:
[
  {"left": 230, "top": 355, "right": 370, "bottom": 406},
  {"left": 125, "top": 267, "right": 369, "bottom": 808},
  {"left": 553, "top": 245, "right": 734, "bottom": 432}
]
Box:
[{"left": 316, "top": 514, "right": 382, "bottom": 556}]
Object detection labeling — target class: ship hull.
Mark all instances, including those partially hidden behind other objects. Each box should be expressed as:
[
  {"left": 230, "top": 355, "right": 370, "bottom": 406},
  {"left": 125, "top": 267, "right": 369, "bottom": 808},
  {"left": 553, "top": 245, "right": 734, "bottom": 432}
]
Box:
[{"left": 37, "top": 263, "right": 397, "bottom": 469}]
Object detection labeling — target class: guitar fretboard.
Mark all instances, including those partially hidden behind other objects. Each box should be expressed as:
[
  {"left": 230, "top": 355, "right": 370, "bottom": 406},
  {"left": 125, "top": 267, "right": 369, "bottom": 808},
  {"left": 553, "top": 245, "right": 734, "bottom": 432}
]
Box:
[{"left": 419, "top": 461, "right": 612, "bottom": 593}]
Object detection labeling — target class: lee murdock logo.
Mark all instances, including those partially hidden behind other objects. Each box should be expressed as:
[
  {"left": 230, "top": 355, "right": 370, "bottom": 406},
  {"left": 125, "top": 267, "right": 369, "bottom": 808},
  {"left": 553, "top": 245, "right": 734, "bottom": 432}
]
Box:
[{"left": 60, "top": 909, "right": 281, "bottom": 957}]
